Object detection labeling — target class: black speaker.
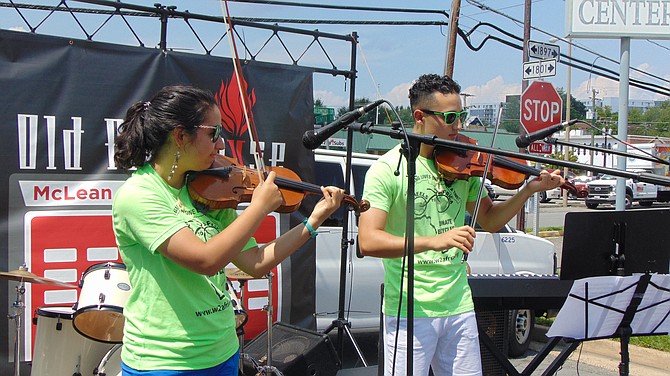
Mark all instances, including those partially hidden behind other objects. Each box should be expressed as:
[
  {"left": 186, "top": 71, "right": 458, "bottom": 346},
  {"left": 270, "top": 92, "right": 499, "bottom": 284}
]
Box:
[
  {"left": 242, "top": 322, "right": 341, "bottom": 376},
  {"left": 476, "top": 310, "right": 509, "bottom": 376}
]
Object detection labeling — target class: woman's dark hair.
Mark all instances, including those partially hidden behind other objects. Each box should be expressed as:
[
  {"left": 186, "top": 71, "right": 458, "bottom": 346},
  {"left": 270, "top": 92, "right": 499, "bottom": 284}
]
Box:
[
  {"left": 408, "top": 74, "right": 461, "bottom": 110},
  {"left": 114, "top": 85, "right": 216, "bottom": 170}
]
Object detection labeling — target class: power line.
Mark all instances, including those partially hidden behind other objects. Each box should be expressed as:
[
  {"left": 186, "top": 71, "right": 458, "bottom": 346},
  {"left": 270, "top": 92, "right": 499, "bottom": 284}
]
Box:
[{"left": 463, "top": 0, "right": 670, "bottom": 89}]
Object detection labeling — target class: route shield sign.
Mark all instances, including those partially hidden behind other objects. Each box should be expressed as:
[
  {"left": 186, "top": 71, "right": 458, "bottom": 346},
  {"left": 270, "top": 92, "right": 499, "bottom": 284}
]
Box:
[
  {"left": 527, "top": 41, "right": 560, "bottom": 61},
  {"left": 520, "top": 81, "right": 563, "bottom": 133},
  {"left": 522, "top": 59, "right": 557, "bottom": 80}
]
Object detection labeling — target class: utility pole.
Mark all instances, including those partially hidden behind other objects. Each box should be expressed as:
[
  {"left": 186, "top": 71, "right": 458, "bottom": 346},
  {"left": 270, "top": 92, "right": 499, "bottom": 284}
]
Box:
[
  {"left": 444, "top": 0, "right": 461, "bottom": 77},
  {"left": 562, "top": 39, "right": 572, "bottom": 207},
  {"left": 517, "top": 0, "right": 532, "bottom": 232},
  {"left": 590, "top": 88, "right": 598, "bottom": 168},
  {"left": 460, "top": 93, "right": 474, "bottom": 128}
]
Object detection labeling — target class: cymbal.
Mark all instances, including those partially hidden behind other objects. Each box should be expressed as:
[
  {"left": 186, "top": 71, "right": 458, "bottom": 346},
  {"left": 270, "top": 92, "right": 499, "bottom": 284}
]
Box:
[
  {"left": 0, "top": 269, "right": 77, "bottom": 288},
  {"left": 224, "top": 267, "right": 257, "bottom": 280}
]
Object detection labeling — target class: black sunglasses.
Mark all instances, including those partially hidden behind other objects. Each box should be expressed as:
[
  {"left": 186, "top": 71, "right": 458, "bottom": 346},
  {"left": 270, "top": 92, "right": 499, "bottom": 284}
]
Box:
[
  {"left": 420, "top": 109, "right": 468, "bottom": 126},
  {"left": 197, "top": 124, "right": 223, "bottom": 143}
]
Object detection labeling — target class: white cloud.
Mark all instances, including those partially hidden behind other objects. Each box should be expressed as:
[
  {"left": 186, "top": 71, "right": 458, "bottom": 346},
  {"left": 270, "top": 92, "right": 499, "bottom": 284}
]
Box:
[
  {"left": 573, "top": 75, "right": 618, "bottom": 101},
  {"left": 385, "top": 82, "right": 412, "bottom": 108},
  {"left": 573, "top": 63, "right": 668, "bottom": 102},
  {"left": 9, "top": 26, "right": 27, "bottom": 32},
  {"left": 462, "top": 76, "right": 521, "bottom": 105}
]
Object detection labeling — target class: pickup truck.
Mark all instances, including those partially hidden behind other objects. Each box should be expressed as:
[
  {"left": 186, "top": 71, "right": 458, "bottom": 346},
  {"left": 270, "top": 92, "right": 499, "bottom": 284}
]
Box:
[
  {"left": 585, "top": 171, "right": 657, "bottom": 209},
  {"left": 311, "top": 149, "right": 559, "bottom": 357}
]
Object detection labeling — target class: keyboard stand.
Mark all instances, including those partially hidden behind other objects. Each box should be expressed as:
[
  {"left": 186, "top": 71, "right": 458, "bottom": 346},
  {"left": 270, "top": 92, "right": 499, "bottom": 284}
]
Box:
[{"left": 477, "top": 327, "right": 581, "bottom": 376}]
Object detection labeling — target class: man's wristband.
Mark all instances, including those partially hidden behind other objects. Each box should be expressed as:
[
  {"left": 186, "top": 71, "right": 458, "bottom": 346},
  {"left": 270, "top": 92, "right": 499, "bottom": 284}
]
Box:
[{"left": 303, "top": 218, "right": 318, "bottom": 238}]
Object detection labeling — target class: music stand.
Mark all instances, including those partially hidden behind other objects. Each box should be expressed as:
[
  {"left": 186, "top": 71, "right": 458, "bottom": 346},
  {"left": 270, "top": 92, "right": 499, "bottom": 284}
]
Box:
[
  {"left": 548, "top": 209, "right": 670, "bottom": 376},
  {"left": 560, "top": 209, "right": 670, "bottom": 280}
]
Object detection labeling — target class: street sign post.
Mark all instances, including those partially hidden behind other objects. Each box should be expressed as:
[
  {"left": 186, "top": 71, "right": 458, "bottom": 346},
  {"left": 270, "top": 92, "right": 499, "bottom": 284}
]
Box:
[
  {"left": 520, "top": 81, "right": 563, "bottom": 134},
  {"left": 522, "top": 59, "right": 557, "bottom": 80},
  {"left": 527, "top": 41, "right": 560, "bottom": 61}
]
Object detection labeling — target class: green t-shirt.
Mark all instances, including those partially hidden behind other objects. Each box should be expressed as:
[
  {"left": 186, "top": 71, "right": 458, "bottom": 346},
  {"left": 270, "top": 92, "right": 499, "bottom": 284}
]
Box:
[
  {"left": 363, "top": 145, "right": 482, "bottom": 318},
  {"left": 112, "top": 164, "right": 256, "bottom": 370}
]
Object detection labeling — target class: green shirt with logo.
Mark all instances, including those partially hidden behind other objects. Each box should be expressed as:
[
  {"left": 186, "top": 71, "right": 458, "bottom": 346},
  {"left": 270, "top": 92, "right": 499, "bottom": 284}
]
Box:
[
  {"left": 363, "top": 145, "right": 481, "bottom": 318},
  {"left": 112, "top": 164, "right": 256, "bottom": 370}
]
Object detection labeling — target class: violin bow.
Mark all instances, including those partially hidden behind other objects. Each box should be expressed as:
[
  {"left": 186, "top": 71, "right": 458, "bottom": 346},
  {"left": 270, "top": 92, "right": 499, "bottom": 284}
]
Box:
[
  {"left": 220, "top": 0, "right": 266, "bottom": 179},
  {"left": 462, "top": 104, "right": 504, "bottom": 263}
]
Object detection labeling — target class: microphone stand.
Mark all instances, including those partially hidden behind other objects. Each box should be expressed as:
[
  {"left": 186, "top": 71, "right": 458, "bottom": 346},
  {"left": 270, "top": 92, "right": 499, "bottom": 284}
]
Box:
[{"left": 322, "top": 126, "right": 368, "bottom": 368}]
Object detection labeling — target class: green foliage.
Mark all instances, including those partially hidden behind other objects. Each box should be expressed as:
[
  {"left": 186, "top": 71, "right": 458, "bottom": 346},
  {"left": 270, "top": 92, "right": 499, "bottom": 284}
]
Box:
[
  {"left": 555, "top": 88, "right": 587, "bottom": 120},
  {"left": 336, "top": 98, "right": 414, "bottom": 126},
  {"left": 544, "top": 150, "right": 581, "bottom": 174},
  {"left": 628, "top": 99, "right": 670, "bottom": 136},
  {"left": 501, "top": 95, "right": 521, "bottom": 133},
  {"left": 337, "top": 97, "right": 379, "bottom": 125}
]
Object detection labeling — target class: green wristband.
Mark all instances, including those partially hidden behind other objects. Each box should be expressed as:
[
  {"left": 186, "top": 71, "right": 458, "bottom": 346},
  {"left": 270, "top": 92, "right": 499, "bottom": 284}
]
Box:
[{"left": 303, "top": 218, "right": 318, "bottom": 238}]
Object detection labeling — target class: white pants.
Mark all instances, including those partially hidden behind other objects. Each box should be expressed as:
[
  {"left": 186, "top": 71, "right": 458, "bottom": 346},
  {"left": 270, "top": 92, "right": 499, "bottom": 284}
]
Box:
[{"left": 383, "top": 311, "right": 482, "bottom": 376}]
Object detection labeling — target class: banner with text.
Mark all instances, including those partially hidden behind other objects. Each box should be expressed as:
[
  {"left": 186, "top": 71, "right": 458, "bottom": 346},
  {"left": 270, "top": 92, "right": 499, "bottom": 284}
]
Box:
[{"left": 0, "top": 29, "right": 316, "bottom": 370}]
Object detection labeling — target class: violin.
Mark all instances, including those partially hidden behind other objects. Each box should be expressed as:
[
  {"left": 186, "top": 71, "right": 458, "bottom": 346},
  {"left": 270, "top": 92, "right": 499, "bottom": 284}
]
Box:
[
  {"left": 433, "top": 135, "right": 585, "bottom": 198},
  {"left": 186, "top": 155, "right": 370, "bottom": 213}
]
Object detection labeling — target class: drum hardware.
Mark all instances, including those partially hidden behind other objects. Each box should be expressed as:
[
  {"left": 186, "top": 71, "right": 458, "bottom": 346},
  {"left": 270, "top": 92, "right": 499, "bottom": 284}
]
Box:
[
  {"left": 94, "top": 343, "right": 122, "bottom": 376},
  {"left": 236, "top": 278, "right": 248, "bottom": 373},
  {"left": 242, "top": 271, "right": 283, "bottom": 376},
  {"left": 7, "top": 266, "right": 27, "bottom": 376},
  {"left": 225, "top": 279, "right": 248, "bottom": 331},
  {"left": 1, "top": 264, "right": 78, "bottom": 376}
]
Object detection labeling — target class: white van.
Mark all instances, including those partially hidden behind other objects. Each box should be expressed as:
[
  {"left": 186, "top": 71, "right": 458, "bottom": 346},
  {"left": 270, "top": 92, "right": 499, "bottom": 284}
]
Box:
[{"left": 311, "top": 149, "right": 557, "bottom": 356}]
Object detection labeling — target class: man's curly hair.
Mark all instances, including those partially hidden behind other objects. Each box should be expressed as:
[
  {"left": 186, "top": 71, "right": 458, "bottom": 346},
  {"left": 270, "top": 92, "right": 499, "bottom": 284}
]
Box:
[{"left": 408, "top": 74, "right": 461, "bottom": 110}]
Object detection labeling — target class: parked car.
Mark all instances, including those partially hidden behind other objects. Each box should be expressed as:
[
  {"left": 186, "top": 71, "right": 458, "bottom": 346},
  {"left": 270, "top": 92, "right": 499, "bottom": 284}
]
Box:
[
  {"left": 488, "top": 179, "right": 561, "bottom": 203},
  {"left": 312, "top": 149, "right": 558, "bottom": 357},
  {"left": 568, "top": 175, "right": 597, "bottom": 198}
]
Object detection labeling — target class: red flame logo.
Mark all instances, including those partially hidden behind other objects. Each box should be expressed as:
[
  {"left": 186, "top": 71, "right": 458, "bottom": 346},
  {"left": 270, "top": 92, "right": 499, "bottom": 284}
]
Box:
[{"left": 215, "top": 72, "right": 256, "bottom": 163}]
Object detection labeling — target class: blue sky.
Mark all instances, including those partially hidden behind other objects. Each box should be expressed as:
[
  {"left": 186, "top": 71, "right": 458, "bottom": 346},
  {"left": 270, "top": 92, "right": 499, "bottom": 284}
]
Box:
[{"left": 2, "top": 0, "right": 669, "bottom": 109}]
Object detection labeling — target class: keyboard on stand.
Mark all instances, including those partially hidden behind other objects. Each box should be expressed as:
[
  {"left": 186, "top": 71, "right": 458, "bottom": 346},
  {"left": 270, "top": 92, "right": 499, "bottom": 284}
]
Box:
[{"left": 468, "top": 274, "right": 573, "bottom": 310}]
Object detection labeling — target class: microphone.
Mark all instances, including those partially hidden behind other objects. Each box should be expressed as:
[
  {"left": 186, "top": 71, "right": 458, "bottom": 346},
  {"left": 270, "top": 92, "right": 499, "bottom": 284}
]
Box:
[
  {"left": 515, "top": 119, "right": 579, "bottom": 148},
  {"left": 303, "top": 99, "right": 384, "bottom": 150}
]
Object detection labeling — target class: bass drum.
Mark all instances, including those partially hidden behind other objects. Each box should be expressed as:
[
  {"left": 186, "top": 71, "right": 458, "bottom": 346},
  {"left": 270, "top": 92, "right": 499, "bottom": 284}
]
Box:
[{"left": 31, "top": 306, "right": 114, "bottom": 376}]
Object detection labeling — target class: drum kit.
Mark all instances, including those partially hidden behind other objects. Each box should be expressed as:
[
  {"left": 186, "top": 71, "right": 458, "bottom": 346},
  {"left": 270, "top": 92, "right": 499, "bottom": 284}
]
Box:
[
  {"left": 2, "top": 263, "right": 129, "bottom": 376},
  {"left": 2, "top": 264, "right": 281, "bottom": 376}
]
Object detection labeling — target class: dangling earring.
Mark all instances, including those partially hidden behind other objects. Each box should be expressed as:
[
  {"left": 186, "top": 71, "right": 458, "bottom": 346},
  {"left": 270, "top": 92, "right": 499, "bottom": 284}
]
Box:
[{"left": 168, "top": 150, "right": 180, "bottom": 181}]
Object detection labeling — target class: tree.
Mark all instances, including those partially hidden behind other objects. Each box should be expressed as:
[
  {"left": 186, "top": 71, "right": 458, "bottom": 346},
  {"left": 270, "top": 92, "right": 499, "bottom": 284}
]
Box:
[
  {"left": 337, "top": 98, "right": 414, "bottom": 126},
  {"left": 545, "top": 149, "right": 582, "bottom": 174},
  {"left": 501, "top": 95, "right": 521, "bottom": 133},
  {"left": 336, "top": 97, "right": 378, "bottom": 124},
  {"left": 556, "top": 88, "right": 587, "bottom": 120}
]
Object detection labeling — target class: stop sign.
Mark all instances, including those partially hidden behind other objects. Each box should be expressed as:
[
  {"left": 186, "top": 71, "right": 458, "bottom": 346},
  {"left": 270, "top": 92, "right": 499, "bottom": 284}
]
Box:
[{"left": 520, "top": 81, "right": 563, "bottom": 133}]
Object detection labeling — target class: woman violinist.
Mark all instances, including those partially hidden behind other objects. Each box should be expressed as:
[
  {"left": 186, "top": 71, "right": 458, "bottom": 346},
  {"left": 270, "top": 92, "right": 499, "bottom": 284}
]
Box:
[{"left": 112, "top": 85, "right": 343, "bottom": 375}]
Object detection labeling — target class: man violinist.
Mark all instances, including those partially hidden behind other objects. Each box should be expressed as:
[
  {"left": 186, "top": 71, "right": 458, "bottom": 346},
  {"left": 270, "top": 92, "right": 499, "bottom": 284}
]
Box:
[{"left": 358, "top": 73, "right": 564, "bottom": 376}]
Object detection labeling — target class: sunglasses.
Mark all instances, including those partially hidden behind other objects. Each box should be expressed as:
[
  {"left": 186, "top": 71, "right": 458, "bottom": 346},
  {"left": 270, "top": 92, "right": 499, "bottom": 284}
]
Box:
[
  {"left": 420, "top": 109, "right": 468, "bottom": 126},
  {"left": 197, "top": 124, "right": 223, "bottom": 143}
]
